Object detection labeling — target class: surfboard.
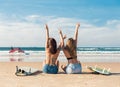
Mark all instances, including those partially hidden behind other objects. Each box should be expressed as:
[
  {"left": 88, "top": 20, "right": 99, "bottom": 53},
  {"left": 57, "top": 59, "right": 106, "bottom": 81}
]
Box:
[
  {"left": 15, "top": 66, "right": 40, "bottom": 76},
  {"left": 87, "top": 66, "right": 111, "bottom": 75}
]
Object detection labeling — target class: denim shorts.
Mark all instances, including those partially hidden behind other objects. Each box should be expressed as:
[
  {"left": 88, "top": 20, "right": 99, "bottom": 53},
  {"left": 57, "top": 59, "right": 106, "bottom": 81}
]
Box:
[
  {"left": 66, "top": 63, "right": 82, "bottom": 74},
  {"left": 43, "top": 64, "right": 58, "bottom": 74}
]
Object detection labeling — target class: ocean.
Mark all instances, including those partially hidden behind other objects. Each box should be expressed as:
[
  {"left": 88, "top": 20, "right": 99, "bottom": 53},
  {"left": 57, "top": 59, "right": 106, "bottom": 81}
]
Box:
[{"left": 0, "top": 47, "right": 120, "bottom": 62}]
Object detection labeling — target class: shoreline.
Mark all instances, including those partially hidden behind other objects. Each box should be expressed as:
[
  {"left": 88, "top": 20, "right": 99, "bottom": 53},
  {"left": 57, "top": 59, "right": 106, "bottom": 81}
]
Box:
[{"left": 0, "top": 62, "right": 120, "bottom": 87}]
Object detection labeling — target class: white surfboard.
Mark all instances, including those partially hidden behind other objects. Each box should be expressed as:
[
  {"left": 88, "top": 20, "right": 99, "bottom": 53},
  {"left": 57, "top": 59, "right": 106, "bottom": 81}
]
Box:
[
  {"left": 87, "top": 66, "right": 111, "bottom": 75},
  {"left": 15, "top": 66, "right": 40, "bottom": 76}
]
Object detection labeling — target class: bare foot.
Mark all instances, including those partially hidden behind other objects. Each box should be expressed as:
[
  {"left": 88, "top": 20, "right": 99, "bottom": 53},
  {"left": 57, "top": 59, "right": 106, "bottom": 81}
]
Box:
[{"left": 61, "top": 65, "right": 66, "bottom": 72}]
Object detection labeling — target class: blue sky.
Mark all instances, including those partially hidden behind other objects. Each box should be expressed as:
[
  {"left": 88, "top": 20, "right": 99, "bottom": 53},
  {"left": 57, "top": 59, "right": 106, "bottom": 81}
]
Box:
[{"left": 0, "top": 0, "right": 120, "bottom": 47}]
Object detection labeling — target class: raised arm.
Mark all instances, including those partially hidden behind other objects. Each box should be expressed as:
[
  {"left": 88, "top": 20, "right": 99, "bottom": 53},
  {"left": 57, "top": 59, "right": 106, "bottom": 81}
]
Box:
[
  {"left": 45, "top": 24, "right": 49, "bottom": 48},
  {"left": 59, "top": 29, "right": 64, "bottom": 49},
  {"left": 59, "top": 29, "right": 66, "bottom": 49},
  {"left": 59, "top": 30, "right": 71, "bottom": 58},
  {"left": 74, "top": 23, "right": 80, "bottom": 44}
]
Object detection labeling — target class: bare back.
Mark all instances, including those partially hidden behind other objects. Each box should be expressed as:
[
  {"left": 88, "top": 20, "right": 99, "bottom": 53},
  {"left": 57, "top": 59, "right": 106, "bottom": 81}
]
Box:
[{"left": 46, "top": 48, "right": 60, "bottom": 65}]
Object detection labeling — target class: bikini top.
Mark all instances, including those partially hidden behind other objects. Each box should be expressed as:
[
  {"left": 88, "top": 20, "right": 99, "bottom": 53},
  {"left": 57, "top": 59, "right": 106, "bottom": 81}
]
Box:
[{"left": 67, "top": 56, "right": 77, "bottom": 60}]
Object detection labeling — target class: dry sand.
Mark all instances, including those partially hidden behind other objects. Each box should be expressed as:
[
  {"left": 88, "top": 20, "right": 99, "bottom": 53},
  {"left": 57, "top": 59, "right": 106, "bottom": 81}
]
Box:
[{"left": 0, "top": 62, "right": 120, "bottom": 87}]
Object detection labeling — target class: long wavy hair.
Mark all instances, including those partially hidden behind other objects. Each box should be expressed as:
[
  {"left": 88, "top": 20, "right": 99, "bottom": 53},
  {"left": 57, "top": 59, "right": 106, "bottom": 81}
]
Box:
[
  {"left": 66, "top": 38, "right": 77, "bottom": 58},
  {"left": 48, "top": 38, "right": 57, "bottom": 54}
]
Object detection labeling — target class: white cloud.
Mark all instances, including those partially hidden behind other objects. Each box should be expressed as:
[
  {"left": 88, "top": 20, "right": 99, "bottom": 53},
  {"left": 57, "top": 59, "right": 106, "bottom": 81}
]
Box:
[
  {"left": 78, "top": 20, "right": 120, "bottom": 47},
  {"left": 46, "top": 17, "right": 80, "bottom": 37},
  {"left": 0, "top": 14, "right": 120, "bottom": 47},
  {"left": 25, "top": 15, "right": 55, "bottom": 23},
  {"left": 0, "top": 16, "right": 45, "bottom": 47},
  {"left": 106, "top": 19, "right": 120, "bottom": 31},
  {"left": 107, "top": 20, "right": 120, "bottom": 25},
  {"left": 44, "top": 18, "right": 120, "bottom": 47}
]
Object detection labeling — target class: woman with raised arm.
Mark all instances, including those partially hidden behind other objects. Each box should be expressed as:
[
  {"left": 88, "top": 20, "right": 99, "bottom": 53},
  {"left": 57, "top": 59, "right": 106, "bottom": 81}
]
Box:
[
  {"left": 42, "top": 24, "right": 61, "bottom": 74},
  {"left": 59, "top": 23, "right": 82, "bottom": 74}
]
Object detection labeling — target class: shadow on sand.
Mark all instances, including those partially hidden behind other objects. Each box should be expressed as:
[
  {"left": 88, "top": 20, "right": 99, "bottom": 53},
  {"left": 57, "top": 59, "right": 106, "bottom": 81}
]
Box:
[
  {"left": 58, "top": 72, "right": 120, "bottom": 76},
  {"left": 110, "top": 73, "right": 120, "bottom": 76},
  {"left": 30, "top": 71, "right": 42, "bottom": 76},
  {"left": 82, "top": 72, "right": 120, "bottom": 76}
]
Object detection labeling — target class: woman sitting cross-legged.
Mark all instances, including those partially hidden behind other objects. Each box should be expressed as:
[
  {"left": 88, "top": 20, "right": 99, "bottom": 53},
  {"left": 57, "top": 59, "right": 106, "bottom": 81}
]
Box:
[
  {"left": 42, "top": 24, "right": 61, "bottom": 74},
  {"left": 59, "top": 23, "right": 82, "bottom": 74}
]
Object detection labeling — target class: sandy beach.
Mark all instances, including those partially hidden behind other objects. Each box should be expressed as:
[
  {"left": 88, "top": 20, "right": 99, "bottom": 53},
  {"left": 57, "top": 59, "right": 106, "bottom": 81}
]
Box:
[{"left": 0, "top": 62, "right": 120, "bottom": 87}]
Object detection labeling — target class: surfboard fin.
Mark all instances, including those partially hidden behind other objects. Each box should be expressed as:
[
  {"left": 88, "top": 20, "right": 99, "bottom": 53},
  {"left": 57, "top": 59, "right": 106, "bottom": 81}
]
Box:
[
  {"left": 16, "top": 66, "right": 19, "bottom": 72},
  {"left": 29, "top": 68, "right": 31, "bottom": 73}
]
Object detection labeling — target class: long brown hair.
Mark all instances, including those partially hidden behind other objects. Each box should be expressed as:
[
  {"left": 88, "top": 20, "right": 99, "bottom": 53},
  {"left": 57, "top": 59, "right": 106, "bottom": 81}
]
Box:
[
  {"left": 66, "top": 38, "right": 77, "bottom": 58},
  {"left": 48, "top": 38, "right": 57, "bottom": 54}
]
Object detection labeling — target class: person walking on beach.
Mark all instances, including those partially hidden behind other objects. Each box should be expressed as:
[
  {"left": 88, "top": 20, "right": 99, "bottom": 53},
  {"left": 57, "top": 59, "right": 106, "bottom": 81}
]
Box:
[
  {"left": 59, "top": 23, "right": 82, "bottom": 74},
  {"left": 42, "top": 24, "right": 61, "bottom": 74}
]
